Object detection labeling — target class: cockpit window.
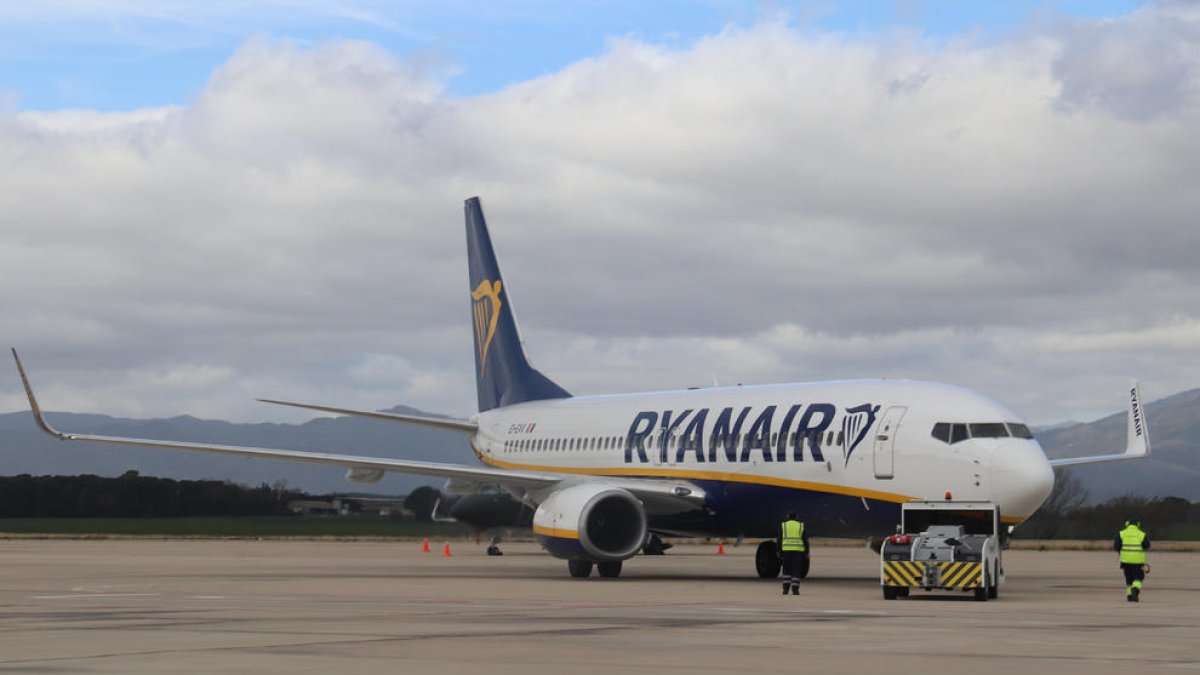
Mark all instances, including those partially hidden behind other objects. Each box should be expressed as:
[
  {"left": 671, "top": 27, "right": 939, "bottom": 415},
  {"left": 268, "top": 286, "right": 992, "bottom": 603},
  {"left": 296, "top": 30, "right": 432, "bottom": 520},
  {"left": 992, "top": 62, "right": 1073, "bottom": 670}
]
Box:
[
  {"left": 932, "top": 421, "right": 1029, "bottom": 444},
  {"left": 1007, "top": 423, "right": 1034, "bottom": 439},
  {"left": 968, "top": 423, "right": 1009, "bottom": 438},
  {"left": 931, "top": 422, "right": 951, "bottom": 443},
  {"left": 950, "top": 423, "right": 969, "bottom": 444}
]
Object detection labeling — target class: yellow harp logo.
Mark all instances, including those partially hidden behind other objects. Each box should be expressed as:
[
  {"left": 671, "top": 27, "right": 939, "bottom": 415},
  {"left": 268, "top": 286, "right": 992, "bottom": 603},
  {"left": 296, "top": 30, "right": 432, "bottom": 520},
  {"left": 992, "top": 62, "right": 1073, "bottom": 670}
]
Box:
[{"left": 471, "top": 279, "right": 503, "bottom": 375}]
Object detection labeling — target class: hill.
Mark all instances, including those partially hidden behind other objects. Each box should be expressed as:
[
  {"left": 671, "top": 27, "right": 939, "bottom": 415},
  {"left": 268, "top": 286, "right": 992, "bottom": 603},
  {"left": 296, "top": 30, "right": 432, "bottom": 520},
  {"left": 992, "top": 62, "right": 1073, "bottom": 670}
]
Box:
[
  {"left": 0, "top": 406, "right": 463, "bottom": 494},
  {"left": 1038, "top": 388, "right": 1200, "bottom": 502}
]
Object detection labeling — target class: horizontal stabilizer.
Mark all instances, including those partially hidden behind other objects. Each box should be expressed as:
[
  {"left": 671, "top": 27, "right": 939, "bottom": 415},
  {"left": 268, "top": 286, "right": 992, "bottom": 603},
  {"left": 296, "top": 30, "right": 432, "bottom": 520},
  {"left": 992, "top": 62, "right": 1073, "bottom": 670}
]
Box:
[{"left": 257, "top": 398, "right": 476, "bottom": 434}]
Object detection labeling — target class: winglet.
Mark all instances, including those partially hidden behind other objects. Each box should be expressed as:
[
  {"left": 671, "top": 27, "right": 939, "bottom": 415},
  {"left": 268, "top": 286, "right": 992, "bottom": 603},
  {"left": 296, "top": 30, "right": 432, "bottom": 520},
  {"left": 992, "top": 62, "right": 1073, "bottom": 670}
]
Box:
[
  {"left": 10, "top": 349, "right": 69, "bottom": 440},
  {"left": 1049, "top": 379, "right": 1151, "bottom": 467},
  {"left": 1125, "top": 379, "right": 1150, "bottom": 459}
]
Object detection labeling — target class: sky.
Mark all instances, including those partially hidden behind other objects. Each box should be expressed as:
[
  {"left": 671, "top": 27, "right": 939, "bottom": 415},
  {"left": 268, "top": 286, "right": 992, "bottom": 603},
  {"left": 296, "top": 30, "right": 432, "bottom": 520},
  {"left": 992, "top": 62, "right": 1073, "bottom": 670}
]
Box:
[{"left": 2, "top": 0, "right": 1197, "bottom": 429}]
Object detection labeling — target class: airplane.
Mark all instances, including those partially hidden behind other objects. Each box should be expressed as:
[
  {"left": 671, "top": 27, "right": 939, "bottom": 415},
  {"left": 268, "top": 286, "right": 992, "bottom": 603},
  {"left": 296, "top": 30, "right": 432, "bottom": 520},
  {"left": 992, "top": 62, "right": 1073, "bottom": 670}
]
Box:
[{"left": 11, "top": 197, "right": 1151, "bottom": 579}]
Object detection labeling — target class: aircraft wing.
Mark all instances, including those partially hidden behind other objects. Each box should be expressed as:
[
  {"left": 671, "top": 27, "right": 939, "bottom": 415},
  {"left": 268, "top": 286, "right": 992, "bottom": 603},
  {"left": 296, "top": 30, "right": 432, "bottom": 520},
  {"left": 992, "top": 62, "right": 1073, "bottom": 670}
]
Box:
[
  {"left": 11, "top": 350, "right": 706, "bottom": 509},
  {"left": 1049, "top": 380, "right": 1151, "bottom": 467}
]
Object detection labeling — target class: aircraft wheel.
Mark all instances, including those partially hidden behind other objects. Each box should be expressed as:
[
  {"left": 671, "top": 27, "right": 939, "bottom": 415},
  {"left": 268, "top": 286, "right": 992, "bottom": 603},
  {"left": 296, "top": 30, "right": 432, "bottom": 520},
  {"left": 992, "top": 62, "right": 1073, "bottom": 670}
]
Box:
[
  {"left": 597, "top": 561, "right": 623, "bottom": 578},
  {"left": 642, "top": 534, "right": 671, "bottom": 555},
  {"left": 799, "top": 551, "right": 811, "bottom": 579},
  {"left": 568, "top": 559, "right": 593, "bottom": 578},
  {"left": 755, "top": 541, "right": 781, "bottom": 579},
  {"left": 882, "top": 586, "right": 897, "bottom": 600}
]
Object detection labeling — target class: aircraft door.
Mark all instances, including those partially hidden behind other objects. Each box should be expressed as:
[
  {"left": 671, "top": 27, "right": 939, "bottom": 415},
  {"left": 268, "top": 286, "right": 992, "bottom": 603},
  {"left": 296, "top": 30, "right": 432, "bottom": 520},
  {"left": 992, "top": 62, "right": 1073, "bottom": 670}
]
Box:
[{"left": 873, "top": 406, "right": 907, "bottom": 479}]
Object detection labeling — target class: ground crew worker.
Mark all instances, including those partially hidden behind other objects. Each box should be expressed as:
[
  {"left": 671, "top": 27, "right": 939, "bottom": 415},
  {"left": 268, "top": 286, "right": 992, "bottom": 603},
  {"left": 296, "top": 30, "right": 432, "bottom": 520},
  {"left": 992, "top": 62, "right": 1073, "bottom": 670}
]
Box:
[
  {"left": 1114, "top": 517, "right": 1150, "bottom": 602},
  {"left": 777, "top": 512, "right": 807, "bottom": 596}
]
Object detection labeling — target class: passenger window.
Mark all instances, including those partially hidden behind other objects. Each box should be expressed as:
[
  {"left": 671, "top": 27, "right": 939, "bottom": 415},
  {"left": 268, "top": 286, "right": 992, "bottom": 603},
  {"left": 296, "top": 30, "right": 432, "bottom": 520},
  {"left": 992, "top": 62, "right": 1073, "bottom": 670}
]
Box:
[
  {"left": 1007, "top": 423, "right": 1034, "bottom": 439},
  {"left": 836, "top": 431, "right": 844, "bottom": 446},
  {"left": 969, "top": 423, "right": 1009, "bottom": 438},
  {"left": 931, "top": 423, "right": 951, "bottom": 443},
  {"left": 950, "top": 424, "right": 969, "bottom": 444}
]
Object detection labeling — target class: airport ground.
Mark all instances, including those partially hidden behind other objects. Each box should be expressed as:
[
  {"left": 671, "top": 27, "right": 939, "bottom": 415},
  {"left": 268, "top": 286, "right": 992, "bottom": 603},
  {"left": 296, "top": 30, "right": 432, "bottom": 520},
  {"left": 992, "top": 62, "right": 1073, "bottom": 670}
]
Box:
[{"left": 0, "top": 539, "right": 1197, "bottom": 674}]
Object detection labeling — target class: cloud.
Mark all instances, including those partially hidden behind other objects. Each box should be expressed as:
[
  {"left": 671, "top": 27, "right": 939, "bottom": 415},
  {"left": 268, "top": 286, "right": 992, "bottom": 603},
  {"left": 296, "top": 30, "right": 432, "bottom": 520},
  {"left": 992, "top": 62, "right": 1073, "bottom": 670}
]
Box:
[
  {"left": 2, "top": 7, "right": 1199, "bottom": 427},
  {"left": 1052, "top": 1, "right": 1200, "bottom": 121}
]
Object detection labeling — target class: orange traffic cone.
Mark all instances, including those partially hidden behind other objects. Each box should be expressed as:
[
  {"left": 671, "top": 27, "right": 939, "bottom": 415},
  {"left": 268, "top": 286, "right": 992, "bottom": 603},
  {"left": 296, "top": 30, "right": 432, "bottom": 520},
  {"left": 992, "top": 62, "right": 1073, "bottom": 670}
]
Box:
[
  {"left": 421, "top": 538, "right": 430, "bottom": 553},
  {"left": 717, "top": 541, "right": 725, "bottom": 555},
  {"left": 443, "top": 541, "right": 452, "bottom": 557}
]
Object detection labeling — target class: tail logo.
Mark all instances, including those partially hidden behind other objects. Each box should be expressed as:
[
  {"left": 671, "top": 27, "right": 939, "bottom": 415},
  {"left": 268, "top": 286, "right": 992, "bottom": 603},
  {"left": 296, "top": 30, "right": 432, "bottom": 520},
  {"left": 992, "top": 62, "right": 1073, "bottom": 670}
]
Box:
[{"left": 471, "top": 279, "right": 504, "bottom": 375}]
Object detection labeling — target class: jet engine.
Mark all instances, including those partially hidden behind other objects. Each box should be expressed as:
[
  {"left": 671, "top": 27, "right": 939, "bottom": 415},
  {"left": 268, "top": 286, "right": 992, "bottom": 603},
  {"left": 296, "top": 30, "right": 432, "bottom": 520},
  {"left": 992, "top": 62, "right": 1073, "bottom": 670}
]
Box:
[{"left": 533, "top": 483, "right": 646, "bottom": 562}]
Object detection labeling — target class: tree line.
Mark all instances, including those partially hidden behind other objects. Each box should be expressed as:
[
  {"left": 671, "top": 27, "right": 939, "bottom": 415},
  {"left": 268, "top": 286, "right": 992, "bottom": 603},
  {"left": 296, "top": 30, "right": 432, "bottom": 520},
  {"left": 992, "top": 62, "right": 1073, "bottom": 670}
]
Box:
[
  {"left": 0, "top": 471, "right": 301, "bottom": 517},
  {"left": 4, "top": 469, "right": 1198, "bottom": 539},
  {"left": 1016, "top": 469, "right": 1200, "bottom": 540}
]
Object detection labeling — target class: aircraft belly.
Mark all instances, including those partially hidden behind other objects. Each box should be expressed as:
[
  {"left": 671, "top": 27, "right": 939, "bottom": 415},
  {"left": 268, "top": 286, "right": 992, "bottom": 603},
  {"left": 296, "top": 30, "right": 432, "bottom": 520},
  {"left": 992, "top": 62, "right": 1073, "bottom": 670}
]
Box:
[{"left": 640, "top": 478, "right": 903, "bottom": 539}]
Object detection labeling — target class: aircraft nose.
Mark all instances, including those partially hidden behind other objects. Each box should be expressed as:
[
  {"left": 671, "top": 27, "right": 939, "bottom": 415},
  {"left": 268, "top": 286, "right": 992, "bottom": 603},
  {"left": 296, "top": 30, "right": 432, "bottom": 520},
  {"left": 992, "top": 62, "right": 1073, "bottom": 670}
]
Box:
[{"left": 989, "top": 442, "right": 1054, "bottom": 520}]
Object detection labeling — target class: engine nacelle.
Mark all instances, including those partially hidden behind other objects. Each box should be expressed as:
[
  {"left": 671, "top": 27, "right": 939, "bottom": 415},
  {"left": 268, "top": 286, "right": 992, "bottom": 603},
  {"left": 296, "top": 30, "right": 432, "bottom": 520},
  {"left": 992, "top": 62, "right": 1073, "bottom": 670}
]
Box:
[
  {"left": 533, "top": 484, "right": 647, "bottom": 562},
  {"left": 344, "top": 467, "right": 384, "bottom": 484}
]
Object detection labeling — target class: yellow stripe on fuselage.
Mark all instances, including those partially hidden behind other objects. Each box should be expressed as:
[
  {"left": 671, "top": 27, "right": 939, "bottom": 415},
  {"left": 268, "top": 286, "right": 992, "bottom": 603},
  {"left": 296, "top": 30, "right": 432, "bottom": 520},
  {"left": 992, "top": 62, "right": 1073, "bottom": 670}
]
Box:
[{"left": 532, "top": 525, "right": 579, "bottom": 540}]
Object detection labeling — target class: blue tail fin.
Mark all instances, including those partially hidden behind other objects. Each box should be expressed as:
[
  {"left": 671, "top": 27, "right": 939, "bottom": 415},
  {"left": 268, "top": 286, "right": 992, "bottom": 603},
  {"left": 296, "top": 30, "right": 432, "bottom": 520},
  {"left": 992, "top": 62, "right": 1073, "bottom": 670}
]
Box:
[{"left": 465, "top": 197, "right": 570, "bottom": 412}]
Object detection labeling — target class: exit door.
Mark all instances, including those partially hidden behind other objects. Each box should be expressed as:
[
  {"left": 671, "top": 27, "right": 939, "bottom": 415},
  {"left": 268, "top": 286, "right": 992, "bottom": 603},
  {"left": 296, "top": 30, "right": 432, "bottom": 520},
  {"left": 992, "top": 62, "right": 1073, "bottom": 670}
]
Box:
[{"left": 873, "top": 406, "right": 907, "bottom": 479}]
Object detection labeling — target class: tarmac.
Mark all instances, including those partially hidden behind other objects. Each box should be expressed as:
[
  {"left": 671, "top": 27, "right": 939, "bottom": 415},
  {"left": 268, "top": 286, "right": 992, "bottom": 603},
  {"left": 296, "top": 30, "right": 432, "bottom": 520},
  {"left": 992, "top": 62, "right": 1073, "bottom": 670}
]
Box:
[{"left": 0, "top": 539, "right": 1197, "bottom": 674}]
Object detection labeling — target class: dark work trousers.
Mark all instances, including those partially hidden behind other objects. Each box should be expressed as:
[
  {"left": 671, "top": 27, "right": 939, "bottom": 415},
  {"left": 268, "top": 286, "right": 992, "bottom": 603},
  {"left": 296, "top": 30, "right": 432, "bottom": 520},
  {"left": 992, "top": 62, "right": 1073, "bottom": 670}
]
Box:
[
  {"left": 1121, "top": 562, "right": 1146, "bottom": 596},
  {"left": 781, "top": 550, "right": 803, "bottom": 589}
]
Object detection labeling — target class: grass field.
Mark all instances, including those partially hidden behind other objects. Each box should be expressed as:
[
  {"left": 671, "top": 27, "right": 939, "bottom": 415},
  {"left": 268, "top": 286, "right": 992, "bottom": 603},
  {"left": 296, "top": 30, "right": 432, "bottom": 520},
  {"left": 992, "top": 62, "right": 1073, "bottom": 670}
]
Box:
[{"left": 0, "top": 516, "right": 471, "bottom": 538}]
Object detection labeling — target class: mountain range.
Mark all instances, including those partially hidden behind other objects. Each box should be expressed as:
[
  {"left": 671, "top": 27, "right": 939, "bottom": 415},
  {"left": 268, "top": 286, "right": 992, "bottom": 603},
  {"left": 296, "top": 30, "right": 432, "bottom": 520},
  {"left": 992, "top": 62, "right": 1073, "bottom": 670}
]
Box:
[
  {"left": 1038, "top": 387, "right": 1200, "bottom": 502},
  {"left": 0, "top": 406, "right": 465, "bottom": 495},
  {"left": 1, "top": 388, "right": 1197, "bottom": 502}
]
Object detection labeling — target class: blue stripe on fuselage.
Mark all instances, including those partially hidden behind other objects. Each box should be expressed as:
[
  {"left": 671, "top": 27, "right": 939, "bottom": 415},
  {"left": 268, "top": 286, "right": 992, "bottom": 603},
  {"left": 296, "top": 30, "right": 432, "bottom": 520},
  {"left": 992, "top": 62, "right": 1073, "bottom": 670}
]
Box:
[{"left": 644, "top": 478, "right": 902, "bottom": 539}]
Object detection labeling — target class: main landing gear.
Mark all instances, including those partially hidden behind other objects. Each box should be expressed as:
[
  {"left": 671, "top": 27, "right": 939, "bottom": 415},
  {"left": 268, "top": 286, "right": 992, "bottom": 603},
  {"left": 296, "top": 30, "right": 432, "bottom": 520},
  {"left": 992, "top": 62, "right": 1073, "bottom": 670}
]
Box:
[
  {"left": 642, "top": 534, "right": 673, "bottom": 555},
  {"left": 567, "top": 559, "right": 623, "bottom": 578},
  {"left": 486, "top": 535, "right": 503, "bottom": 556},
  {"left": 755, "top": 541, "right": 781, "bottom": 578},
  {"left": 754, "top": 541, "right": 809, "bottom": 579}
]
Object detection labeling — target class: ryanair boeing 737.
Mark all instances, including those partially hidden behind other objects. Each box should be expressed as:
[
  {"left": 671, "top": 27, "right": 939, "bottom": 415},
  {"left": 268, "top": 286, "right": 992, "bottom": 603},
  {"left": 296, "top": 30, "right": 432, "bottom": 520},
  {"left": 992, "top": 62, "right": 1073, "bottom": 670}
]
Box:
[{"left": 12, "top": 197, "right": 1150, "bottom": 579}]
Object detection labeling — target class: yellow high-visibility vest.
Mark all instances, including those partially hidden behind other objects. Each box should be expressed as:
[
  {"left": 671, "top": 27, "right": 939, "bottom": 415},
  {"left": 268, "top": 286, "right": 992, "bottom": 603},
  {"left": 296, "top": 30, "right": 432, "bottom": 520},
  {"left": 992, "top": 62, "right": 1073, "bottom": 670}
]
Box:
[
  {"left": 781, "top": 520, "right": 805, "bottom": 552},
  {"left": 1119, "top": 524, "right": 1147, "bottom": 565}
]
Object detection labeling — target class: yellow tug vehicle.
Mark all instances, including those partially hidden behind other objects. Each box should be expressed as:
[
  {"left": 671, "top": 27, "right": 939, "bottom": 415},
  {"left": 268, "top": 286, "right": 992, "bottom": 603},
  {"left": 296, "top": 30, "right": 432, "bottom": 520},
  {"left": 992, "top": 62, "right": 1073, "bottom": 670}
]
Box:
[{"left": 881, "top": 500, "right": 1005, "bottom": 602}]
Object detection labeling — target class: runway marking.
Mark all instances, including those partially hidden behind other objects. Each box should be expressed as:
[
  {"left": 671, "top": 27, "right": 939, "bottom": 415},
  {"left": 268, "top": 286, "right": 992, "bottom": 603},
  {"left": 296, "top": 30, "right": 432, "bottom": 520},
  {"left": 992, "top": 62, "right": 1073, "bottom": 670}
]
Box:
[
  {"left": 31, "top": 593, "right": 160, "bottom": 599},
  {"left": 697, "top": 605, "right": 886, "bottom": 618}
]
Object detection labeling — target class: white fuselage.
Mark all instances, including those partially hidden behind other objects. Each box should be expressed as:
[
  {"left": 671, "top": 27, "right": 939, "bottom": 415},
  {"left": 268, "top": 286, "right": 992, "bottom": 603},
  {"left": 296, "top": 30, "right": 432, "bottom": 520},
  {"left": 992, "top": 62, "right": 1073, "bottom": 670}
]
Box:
[{"left": 469, "top": 379, "right": 1054, "bottom": 537}]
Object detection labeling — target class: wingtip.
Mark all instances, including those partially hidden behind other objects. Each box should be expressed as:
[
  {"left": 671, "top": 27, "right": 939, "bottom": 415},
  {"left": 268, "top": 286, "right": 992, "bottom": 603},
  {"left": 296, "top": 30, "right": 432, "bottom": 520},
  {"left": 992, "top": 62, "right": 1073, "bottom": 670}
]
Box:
[{"left": 9, "top": 349, "right": 66, "bottom": 439}]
